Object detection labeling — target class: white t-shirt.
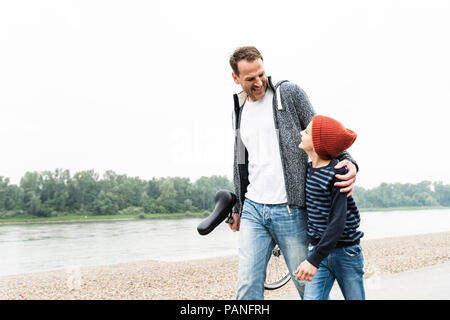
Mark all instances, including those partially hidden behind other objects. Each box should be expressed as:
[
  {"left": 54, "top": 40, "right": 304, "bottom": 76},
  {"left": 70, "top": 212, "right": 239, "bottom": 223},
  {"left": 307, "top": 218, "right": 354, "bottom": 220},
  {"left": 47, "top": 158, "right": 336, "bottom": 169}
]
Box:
[{"left": 239, "top": 88, "right": 287, "bottom": 204}]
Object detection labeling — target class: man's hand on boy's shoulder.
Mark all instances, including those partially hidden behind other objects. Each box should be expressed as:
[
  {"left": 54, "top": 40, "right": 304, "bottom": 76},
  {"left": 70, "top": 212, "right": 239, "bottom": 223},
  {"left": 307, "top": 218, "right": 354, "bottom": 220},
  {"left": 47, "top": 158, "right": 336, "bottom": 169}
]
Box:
[{"left": 334, "top": 159, "right": 357, "bottom": 197}]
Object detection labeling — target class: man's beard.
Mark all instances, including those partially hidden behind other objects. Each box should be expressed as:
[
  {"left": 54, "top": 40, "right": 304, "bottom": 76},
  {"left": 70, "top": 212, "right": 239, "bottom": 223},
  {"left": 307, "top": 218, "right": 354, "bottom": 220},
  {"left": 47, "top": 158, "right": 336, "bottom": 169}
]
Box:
[{"left": 245, "top": 79, "right": 268, "bottom": 101}]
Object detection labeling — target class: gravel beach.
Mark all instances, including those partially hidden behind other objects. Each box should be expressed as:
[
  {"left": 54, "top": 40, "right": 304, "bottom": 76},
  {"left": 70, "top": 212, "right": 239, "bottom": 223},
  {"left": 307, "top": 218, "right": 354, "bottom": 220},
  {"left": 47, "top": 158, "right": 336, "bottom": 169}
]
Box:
[{"left": 1, "top": 231, "right": 449, "bottom": 300}]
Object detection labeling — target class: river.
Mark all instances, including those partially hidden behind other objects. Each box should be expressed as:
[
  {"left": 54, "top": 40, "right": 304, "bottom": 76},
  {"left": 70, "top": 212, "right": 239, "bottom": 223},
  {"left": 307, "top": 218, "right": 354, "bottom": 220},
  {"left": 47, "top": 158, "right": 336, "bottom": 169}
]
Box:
[{"left": 0, "top": 209, "right": 449, "bottom": 276}]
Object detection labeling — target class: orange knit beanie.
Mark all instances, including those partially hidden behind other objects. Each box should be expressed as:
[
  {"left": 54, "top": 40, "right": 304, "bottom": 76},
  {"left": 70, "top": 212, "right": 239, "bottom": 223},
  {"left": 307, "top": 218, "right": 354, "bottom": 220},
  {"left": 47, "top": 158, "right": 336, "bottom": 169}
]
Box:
[{"left": 311, "top": 115, "right": 357, "bottom": 160}]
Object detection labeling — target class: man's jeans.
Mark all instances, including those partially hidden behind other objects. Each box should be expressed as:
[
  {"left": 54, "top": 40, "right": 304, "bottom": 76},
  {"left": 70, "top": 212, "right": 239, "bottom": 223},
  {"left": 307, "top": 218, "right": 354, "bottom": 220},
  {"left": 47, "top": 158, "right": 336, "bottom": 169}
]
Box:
[
  {"left": 304, "top": 244, "right": 365, "bottom": 300},
  {"left": 236, "top": 198, "right": 308, "bottom": 300}
]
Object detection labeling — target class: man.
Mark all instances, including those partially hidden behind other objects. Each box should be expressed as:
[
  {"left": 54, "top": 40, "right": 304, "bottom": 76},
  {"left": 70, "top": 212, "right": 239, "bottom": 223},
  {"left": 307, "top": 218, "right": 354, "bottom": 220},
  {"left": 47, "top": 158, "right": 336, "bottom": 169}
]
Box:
[{"left": 228, "top": 46, "right": 358, "bottom": 300}]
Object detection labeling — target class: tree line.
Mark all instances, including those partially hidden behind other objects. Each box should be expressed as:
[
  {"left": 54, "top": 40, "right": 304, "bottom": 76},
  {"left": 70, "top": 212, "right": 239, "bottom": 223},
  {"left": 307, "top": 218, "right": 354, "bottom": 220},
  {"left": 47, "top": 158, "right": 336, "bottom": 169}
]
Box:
[
  {"left": 0, "top": 169, "right": 233, "bottom": 218},
  {"left": 0, "top": 169, "right": 449, "bottom": 219},
  {"left": 353, "top": 181, "right": 450, "bottom": 209}
]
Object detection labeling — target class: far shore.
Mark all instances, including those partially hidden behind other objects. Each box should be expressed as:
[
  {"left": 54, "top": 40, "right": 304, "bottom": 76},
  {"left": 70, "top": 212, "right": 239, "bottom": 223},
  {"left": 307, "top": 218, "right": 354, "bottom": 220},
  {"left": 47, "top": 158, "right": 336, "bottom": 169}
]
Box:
[
  {"left": 0, "top": 206, "right": 448, "bottom": 225},
  {"left": 0, "top": 212, "right": 209, "bottom": 225}
]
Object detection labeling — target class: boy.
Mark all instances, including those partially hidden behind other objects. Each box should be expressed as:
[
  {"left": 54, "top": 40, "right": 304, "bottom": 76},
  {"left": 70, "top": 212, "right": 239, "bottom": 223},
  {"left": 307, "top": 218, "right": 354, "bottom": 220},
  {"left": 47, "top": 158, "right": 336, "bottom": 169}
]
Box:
[{"left": 294, "top": 115, "right": 365, "bottom": 300}]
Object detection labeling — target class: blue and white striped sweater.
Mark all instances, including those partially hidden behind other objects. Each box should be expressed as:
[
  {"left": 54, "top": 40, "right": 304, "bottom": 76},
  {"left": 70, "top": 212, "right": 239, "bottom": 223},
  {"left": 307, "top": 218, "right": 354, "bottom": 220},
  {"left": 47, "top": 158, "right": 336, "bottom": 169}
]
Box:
[{"left": 306, "top": 158, "right": 364, "bottom": 268}]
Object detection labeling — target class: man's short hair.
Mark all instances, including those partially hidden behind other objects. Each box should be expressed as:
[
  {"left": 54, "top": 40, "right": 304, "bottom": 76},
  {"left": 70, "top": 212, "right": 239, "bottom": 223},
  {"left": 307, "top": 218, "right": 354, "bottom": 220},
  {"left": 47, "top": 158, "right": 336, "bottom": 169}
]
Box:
[{"left": 229, "top": 46, "right": 263, "bottom": 76}]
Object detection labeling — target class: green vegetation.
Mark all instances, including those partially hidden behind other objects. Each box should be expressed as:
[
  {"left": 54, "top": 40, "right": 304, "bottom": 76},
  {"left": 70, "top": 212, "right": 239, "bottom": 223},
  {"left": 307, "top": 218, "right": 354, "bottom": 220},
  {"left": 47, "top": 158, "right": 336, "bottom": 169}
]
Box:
[
  {"left": 0, "top": 169, "right": 449, "bottom": 223},
  {"left": 0, "top": 169, "right": 231, "bottom": 222},
  {"left": 0, "top": 212, "right": 209, "bottom": 224},
  {"left": 353, "top": 181, "right": 450, "bottom": 209}
]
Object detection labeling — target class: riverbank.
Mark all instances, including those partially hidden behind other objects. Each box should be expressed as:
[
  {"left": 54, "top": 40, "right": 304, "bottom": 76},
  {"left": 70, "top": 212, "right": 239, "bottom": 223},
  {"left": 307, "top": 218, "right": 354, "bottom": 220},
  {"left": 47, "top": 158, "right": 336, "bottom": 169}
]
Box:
[
  {"left": 0, "top": 231, "right": 448, "bottom": 300},
  {"left": 0, "top": 212, "right": 209, "bottom": 225},
  {"left": 1, "top": 206, "right": 448, "bottom": 225}
]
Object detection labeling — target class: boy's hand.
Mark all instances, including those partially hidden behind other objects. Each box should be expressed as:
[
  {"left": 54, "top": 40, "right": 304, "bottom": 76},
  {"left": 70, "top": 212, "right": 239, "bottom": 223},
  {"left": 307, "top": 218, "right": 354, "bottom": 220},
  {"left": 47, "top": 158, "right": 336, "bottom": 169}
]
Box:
[
  {"left": 295, "top": 260, "right": 317, "bottom": 282},
  {"left": 334, "top": 159, "right": 357, "bottom": 197}
]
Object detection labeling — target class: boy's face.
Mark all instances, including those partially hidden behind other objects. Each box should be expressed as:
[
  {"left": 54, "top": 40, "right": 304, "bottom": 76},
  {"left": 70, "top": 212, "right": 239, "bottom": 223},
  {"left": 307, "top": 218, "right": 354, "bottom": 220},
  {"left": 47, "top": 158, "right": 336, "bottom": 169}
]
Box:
[{"left": 299, "top": 121, "right": 314, "bottom": 152}]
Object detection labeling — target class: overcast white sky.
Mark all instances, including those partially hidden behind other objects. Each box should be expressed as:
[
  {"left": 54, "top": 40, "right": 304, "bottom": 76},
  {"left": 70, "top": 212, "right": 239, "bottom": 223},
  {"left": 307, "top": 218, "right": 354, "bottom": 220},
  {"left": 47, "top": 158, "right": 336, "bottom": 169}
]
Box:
[{"left": 0, "top": 0, "right": 449, "bottom": 189}]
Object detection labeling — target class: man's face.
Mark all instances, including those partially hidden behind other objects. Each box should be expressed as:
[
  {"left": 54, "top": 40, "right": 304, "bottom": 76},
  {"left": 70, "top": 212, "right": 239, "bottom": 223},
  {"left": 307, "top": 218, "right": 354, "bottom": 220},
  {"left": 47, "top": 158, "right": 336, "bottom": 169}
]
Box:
[{"left": 232, "top": 58, "right": 268, "bottom": 102}]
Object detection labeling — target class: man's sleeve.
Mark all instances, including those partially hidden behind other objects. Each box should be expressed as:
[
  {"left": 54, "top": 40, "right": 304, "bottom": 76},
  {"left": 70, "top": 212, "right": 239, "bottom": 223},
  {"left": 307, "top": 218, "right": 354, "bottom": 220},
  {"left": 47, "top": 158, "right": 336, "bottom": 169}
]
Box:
[
  {"left": 288, "top": 83, "right": 316, "bottom": 130},
  {"left": 287, "top": 83, "right": 359, "bottom": 171},
  {"left": 336, "top": 150, "right": 359, "bottom": 172}
]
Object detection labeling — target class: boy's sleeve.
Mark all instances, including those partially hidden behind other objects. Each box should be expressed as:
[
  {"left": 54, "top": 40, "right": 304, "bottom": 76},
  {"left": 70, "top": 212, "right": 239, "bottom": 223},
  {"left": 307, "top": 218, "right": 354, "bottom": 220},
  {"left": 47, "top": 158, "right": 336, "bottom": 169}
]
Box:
[{"left": 307, "top": 177, "right": 348, "bottom": 268}]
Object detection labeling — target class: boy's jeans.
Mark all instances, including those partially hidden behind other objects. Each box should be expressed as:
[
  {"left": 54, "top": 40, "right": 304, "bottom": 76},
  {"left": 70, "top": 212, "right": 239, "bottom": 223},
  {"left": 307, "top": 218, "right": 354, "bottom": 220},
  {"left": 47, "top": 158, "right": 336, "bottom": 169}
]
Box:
[
  {"left": 236, "top": 198, "right": 308, "bottom": 300},
  {"left": 304, "top": 244, "right": 365, "bottom": 300}
]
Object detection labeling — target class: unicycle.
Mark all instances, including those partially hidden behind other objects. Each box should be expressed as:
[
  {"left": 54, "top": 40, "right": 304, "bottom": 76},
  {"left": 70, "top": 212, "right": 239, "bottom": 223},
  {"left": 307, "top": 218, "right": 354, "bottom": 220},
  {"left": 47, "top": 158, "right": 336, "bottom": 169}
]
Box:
[{"left": 197, "top": 190, "right": 291, "bottom": 290}]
